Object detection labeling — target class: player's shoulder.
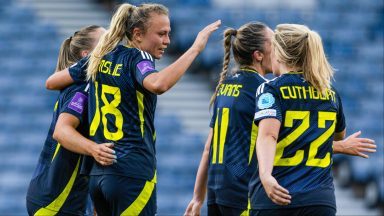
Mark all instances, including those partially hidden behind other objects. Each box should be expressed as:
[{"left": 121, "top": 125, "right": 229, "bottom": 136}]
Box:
[
  {"left": 60, "top": 82, "right": 87, "bottom": 101},
  {"left": 126, "top": 47, "right": 154, "bottom": 62}
]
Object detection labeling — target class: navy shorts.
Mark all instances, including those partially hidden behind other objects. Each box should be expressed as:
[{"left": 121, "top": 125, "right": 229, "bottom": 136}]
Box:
[
  {"left": 26, "top": 198, "right": 93, "bottom": 216},
  {"left": 208, "top": 203, "right": 247, "bottom": 216},
  {"left": 250, "top": 205, "right": 336, "bottom": 216},
  {"left": 89, "top": 174, "right": 157, "bottom": 216}
]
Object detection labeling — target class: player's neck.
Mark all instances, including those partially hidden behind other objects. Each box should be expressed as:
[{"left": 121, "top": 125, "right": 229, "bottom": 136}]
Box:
[
  {"left": 247, "top": 64, "right": 265, "bottom": 76},
  {"left": 279, "top": 64, "right": 299, "bottom": 75}
]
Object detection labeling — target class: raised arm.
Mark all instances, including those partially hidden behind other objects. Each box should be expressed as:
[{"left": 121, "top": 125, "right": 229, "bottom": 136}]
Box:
[
  {"left": 45, "top": 68, "right": 74, "bottom": 90},
  {"left": 53, "top": 113, "right": 116, "bottom": 166},
  {"left": 184, "top": 128, "right": 213, "bottom": 216},
  {"left": 143, "top": 20, "right": 221, "bottom": 94}
]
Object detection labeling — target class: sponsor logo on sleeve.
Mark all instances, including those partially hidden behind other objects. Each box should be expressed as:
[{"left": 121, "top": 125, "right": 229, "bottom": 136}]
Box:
[
  {"left": 257, "top": 93, "right": 275, "bottom": 109},
  {"left": 254, "top": 109, "right": 277, "bottom": 119},
  {"left": 68, "top": 92, "right": 87, "bottom": 114},
  {"left": 137, "top": 60, "right": 155, "bottom": 75}
]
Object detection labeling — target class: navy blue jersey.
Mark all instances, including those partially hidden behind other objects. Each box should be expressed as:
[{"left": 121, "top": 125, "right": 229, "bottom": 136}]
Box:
[
  {"left": 88, "top": 45, "right": 158, "bottom": 180},
  {"left": 27, "top": 82, "right": 90, "bottom": 215},
  {"left": 208, "top": 68, "right": 267, "bottom": 209},
  {"left": 69, "top": 56, "right": 88, "bottom": 83},
  {"left": 250, "top": 72, "right": 346, "bottom": 210}
]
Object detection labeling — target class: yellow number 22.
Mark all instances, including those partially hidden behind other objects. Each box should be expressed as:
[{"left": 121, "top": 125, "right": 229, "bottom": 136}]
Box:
[{"left": 274, "top": 111, "right": 336, "bottom": 168}]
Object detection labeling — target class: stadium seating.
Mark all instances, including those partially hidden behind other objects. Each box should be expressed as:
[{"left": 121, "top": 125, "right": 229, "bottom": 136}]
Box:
[{"left": 0, "top": 1, "right": 59, "bottom": 214}]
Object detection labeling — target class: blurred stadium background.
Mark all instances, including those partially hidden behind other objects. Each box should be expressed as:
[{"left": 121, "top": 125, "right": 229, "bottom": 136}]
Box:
[{"left": 0, "top": 0, "right": 382, "bottom": 215}]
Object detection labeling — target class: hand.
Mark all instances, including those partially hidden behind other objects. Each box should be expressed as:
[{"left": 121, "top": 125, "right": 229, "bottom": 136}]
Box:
[
  {"left": 184, "top": 198, "right": 203, "bottom": 216},
  {"left": 339, "top": 131, "right": 376, "bottom": 158},
  {"left": 260, "top": 174, "right": 291, "bottom": 205},
  {"left": 91, "top": 143, "right": 116, "bottom": 166},
  {"left": 191, "top": 20, "right": 221, "bottom": 53}
]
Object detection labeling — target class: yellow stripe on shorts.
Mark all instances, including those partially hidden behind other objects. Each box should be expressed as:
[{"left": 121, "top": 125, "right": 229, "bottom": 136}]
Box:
[
  {"left": 121, "top": 172, "right": 157, "bottom": 216},
  {"left": 34, "top": 158, "right": 81, "bottom": 216}
]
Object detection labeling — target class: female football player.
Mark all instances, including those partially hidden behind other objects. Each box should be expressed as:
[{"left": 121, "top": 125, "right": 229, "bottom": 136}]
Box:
[
  {"left": 85, "top": 3, "right": 220, "bottom": 215},
  {"left": 252, "top": 24, "right": 351, "bottom": 216},
  {"left": 186, "top": 22, "right": 376, "bottom": 216},
  {"left": 26, "top": 25, "right": 115, "bottom": 216}
]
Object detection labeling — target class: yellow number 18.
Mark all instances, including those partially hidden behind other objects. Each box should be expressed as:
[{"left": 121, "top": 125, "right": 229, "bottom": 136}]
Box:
[{"left": 90, "top": 81, "right": 124, "bottom": 141}]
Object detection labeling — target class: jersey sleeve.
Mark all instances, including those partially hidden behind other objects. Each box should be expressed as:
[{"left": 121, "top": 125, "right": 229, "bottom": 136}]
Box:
[
  {"left": 68, "top": 57, "right": 88, "bottom": 83},
  {"left": 335, "top": 91, "right": 346, "bottom": 133},
  {"left": 254, "top": 83, "right": 283, "bottom": 125},
  {"left": 132, "top": 50, "right": 158, "bottom": 87},
  {"left": 60, "top": 84, "right": 89, "bottom": 125}
]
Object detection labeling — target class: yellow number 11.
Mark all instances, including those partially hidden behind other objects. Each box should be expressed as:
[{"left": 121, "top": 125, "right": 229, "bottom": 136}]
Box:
[{"left": 212, "top": 108, "right": 229, "bottom": 164}]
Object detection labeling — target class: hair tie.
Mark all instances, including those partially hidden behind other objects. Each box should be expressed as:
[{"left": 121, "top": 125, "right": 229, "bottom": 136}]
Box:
[
  {"left": 69, "top": 36, "right": 72, "bottom": 41},
  {"left": 232, "top": 29, "right": 237, "bottom": 36},
  {"left": 305, "top": 33, "right": 309, "bottom": 38}
]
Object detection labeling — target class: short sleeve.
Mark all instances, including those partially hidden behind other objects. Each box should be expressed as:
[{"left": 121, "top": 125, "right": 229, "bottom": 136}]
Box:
[
  {"left": 254, "top": 83, "right": 282, "bottom": 125},
  {"left": 335, "top": 92, "right": 346, "bottom": 133},
  {"left": 132, "top": 50, "right": 158, "bottom": 87},
  {"left": 60, "top": 84, "right": 89, "bottom": 125},
  {"left": 68, "top": 57, "right": 88, "bottom": 83}
]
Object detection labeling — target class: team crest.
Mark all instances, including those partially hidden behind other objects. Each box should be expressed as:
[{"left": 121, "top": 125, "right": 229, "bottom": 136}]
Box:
[{"left": 257, "top": 93, "right": 275, "bottom": 109}]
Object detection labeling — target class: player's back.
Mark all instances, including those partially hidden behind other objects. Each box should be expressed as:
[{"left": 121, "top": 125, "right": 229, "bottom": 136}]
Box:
[
  {"left": 27, "top": 83, "right": 89, "bottom": 215},
  {"left": 251, "top": 71, "right": 346, "bottom": 209},
  {"left": 208, "top": 68, "right": 266, "bottom": 210},
  {"left": 88, "top": 45, "right": 157, "bottom": 181}
]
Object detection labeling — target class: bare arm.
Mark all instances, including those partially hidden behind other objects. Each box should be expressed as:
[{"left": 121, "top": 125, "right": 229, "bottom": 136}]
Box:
[
  {"left": 46, "top": 68, "right": 74, "bottom": 90},
  {"left": 184, "top": 129, "right": 213, "bottom": 216},
  {"left": 257, "top": 118, "right": 291, "bottom": 206},
  {"left": 53, "top": 113, "right": 116, "bottom": 166},
  {"left": 333, "top": 130, "right": 376, "bottom": 158},
  {"left": 143, "top": 20, "right": 221, "bottom": 95}
]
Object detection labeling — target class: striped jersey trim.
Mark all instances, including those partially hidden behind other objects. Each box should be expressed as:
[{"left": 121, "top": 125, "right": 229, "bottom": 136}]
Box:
[{"left": 140, "top": 51, "right": 153, "bottom": 61}]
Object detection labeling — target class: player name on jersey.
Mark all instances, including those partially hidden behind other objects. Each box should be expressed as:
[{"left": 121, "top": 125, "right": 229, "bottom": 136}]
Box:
[
  {"left": 217, "top": 84, "right": 243, "bottom": 97},
  {"left": 280, "top": 85, "right": 336, "bottom": 102},
  {"left": 98, "top": 60, "right": 122, "bottom": 77}
]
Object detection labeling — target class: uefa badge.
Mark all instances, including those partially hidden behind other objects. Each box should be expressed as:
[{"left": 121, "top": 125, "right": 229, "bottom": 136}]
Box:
[{"left": 257, "top": 93, "right": 275, "bottom": 109}]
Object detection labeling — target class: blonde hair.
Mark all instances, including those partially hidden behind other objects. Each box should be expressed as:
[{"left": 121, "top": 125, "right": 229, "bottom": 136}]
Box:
[
  {"left": 210, "top": 22, "right": 268, "bottom": 107},
  {"left": 87, "top": 3, "right": 169, "bottom": 81},
  {"left": 272, "top": 24, "right": 334, "bottom": 93},
  {"left": 55, "top": 25, "right": 102, "bottom": 71}
]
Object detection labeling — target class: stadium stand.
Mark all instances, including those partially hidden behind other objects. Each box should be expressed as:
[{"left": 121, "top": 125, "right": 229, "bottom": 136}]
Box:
[{"left": 0, "top": 1, "right": 59, "bottom": 214}]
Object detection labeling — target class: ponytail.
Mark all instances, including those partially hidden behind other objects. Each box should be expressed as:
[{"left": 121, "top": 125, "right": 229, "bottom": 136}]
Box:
[
  {"left": 209, "top": 28, "right": 236, "bottom": 108},
  {"left": 303, "top": 30, "right": 334, "bottom": 94},
  {"left": 273, "top": 24, "right": 334, "bottom": 94},
  {"left": 55, "top": 37, "right": 76, "bottom": 71},
  {"left": 87, "top": 3, "right": 136, "bottom": 81}
]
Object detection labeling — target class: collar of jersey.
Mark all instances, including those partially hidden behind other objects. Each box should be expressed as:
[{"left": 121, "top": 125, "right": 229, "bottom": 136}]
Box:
[{"left": 240, "top": 67, "right": 259, "bottom": 74}]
